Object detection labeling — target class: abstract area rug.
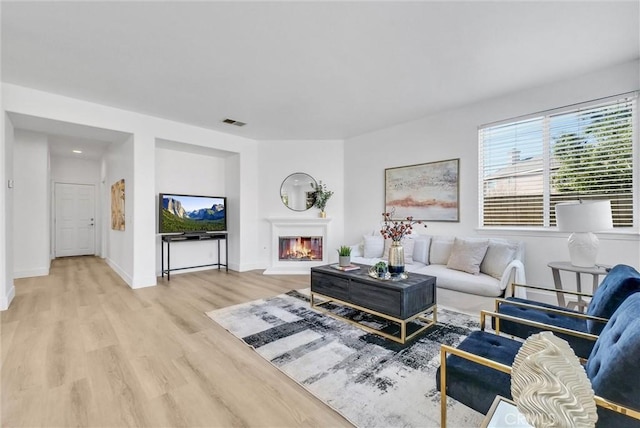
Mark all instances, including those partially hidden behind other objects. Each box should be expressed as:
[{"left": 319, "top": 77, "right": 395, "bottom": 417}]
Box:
[{"left": 206, "top": 290, "right": 484, "bottom": 427}]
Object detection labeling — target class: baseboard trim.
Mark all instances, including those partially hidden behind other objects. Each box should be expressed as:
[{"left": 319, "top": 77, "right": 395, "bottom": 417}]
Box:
[
  {"left": 13, "top": 267, "right": 50, "bottom": 279},
  {"left": 131, "top": 275, "right": 157, "bottom": 289},
  {"left": 0, "top": 284, "right": 16, "bottom": 311},
  {"left": 106, "top": 258, "right": 133, "bottom": 287},
  {"left": 263, "top": 267, "right": 312, "bottom": 275},
  {"left": 234, "top": 262, "right": 264, "bottom": 272}
]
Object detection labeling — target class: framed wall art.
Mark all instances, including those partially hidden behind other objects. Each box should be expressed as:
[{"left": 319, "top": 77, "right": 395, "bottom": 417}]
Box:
[
  {"left": 385, "top": 158, "right": 459, "bottom": 222},
  {"left": 111, "top": 178, "right": 125, "bottom": 231}
]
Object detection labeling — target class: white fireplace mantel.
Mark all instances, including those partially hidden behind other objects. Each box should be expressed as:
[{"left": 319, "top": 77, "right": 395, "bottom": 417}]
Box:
[{"left": 264, "top": 217, "right": 332, "bottom": 275}]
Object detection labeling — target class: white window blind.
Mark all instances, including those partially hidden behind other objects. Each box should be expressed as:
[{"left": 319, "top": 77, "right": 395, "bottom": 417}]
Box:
[{"left": 479, "top": 95, "right": 637, "bottom": 228}]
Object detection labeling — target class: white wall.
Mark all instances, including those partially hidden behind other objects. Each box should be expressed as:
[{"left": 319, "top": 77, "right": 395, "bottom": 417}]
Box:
[
  {"left": 51, "top": 156, "right": 101, "bottom": 184},
  {"left": 104, "top": 136, "right": 135, "bottom": 284},
  {"left": 13, "top": 130, "right": 50, "bottom": 278},
  {"left": 155, "top": 146, "right": 227, "bottom": 275},
  {"left": 1, "top": 113, "right": 16, "bottom": 310},
  {"left": 258, "top": 140, "right": 345, "bottom": 268},
  {"left": 226, "top": 153, "right": 242, "bottom": 269},
  {"left": 130, "top": 133, "right": 157, "bottom": 288},
  {"left": 345, "top": 60, "right": 640, "bottom": 293},
  {"left": 0, "top": 6, "right": 11, "bottom": 310}
]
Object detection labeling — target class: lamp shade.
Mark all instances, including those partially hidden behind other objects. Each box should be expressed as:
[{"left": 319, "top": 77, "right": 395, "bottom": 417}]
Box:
[{"left": 556, "top": 200, "right": 613, "bottom": 232}]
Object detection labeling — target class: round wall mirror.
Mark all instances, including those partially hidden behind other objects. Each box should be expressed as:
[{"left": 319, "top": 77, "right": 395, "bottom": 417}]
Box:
[{"left": 280, "top": 172, "right": 317, "bottom": 211}]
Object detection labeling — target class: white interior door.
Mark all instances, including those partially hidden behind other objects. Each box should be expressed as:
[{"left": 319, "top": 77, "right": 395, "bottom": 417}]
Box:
[{"left": 55, "top": 183, "right": 96, "bottom": 257}]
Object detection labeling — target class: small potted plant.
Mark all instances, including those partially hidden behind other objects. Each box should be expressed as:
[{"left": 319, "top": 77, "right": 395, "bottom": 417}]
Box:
[
  {"left": 374, "top": 261, "right": 388, "bottom": 278},
  {"left": 337, "top": 245, "right": 352, "bottom": 267}
]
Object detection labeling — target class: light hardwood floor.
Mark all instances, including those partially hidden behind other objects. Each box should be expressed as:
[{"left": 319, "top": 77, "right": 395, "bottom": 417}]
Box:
[{"left": 1, "top": 256, "right": 352, "bottom": 427}]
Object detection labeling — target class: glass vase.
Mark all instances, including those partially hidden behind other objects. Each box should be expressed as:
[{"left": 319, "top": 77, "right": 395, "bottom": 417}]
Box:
[{"left": 388, "top": 240, "right": 405, "bottom": 275}]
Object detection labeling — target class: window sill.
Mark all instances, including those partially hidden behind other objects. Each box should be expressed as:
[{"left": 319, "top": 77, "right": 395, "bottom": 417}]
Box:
[{"left": 475, "top": 227, "right": 640, "bottom": 241}]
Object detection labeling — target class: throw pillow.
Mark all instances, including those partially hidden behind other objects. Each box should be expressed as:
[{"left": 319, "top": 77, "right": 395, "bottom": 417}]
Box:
[
  {"left": 383, "top": 238, "right": 415, "bottom": 264},
  {"left": 412, "top": 235, "right": 431, "bottom": 265},
  {"left": 363, "top": 235, "right": 385, "bottom": 258},
  {"left": 447, "top": 238, "right": 490, "bottom": 275},
  {"left": 429, "top": 237, "right": 454, "bottom": 265},
  {"left": 350, "top": 243, "right": 363, "bottom": 258},
  {"left": 480, "top": 240, "right": 518, "bottom": 279}
]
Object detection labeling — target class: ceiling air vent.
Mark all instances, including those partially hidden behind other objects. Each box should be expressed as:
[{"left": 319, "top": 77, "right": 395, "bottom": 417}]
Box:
[{"left": 222, "top": 118, "right": 246, "bottom": 127}]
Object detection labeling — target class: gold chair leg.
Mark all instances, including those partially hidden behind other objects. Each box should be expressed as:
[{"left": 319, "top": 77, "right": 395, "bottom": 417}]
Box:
[{"left": 440, "top": 347, "right": 447, "bottom": 428}]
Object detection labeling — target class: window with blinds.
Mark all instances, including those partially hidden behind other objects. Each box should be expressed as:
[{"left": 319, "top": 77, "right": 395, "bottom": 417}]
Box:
[{"left": 479, "top": 95, "right": 637, "bottom": 228}]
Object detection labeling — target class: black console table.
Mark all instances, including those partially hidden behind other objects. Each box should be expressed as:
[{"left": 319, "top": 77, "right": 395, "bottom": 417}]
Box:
[{"left": 161, "top": 232, "right": 228, "bottom": 281}]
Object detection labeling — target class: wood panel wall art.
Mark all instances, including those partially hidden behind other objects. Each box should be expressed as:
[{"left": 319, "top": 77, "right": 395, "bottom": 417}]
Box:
[{"left": 111, "top": 179, "right": 125, "bottom": 231}]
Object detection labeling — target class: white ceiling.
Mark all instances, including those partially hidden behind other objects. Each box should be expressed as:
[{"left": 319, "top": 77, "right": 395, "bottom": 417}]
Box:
[{"left": 2, "top": 1, "right": 639, "bottom": 142}]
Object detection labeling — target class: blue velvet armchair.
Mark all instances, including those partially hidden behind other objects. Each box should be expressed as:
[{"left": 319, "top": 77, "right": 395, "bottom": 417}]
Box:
[
  {"left": 437, "top": 292, "right": 640, "bottom": 427},
  {"left": 493, "top": 264, "right": 640, "bottom": 358}
]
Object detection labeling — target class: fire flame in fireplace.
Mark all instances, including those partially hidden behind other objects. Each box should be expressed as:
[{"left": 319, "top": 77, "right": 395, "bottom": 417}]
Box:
[{"left": 279, "top": 236, "right": 322, "bottom": 261}]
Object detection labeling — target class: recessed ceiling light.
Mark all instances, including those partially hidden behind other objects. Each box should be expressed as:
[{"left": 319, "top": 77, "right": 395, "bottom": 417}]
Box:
[{"left": 72, "top": 150, "right": 82, "bottom": 154}]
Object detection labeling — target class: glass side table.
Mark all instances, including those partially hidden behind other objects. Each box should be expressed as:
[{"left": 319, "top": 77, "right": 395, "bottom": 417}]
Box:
[{"left": 481, "top": 396, "right": 533, "bottom": 428}]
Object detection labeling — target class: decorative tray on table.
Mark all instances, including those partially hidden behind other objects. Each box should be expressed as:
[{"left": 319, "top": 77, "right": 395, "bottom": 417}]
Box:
[{"left": 368, "top": 266, "right": 408, "bottom": 281}]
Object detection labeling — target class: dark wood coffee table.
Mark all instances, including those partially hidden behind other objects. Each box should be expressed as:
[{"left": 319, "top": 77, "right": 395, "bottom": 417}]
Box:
[{"left": 310, "top": 264, "right": 437, "bottom": 344}]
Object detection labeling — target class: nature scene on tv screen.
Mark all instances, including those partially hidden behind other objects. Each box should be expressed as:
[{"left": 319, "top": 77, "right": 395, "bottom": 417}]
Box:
[{"left": 161, "top": 194, "right": 226, "bottom": 233}]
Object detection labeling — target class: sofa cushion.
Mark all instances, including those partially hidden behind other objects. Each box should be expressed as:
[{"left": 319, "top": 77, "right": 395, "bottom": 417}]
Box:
[
  {"left": 496, "top": 297, "right": 593, "bottom": 359},
  {"left": 429, "top": 236, "right": 454, "bottom": 265},
  {"left": 383, "top": 238, "right": 415, "bottom": 264},
  {"left": 480, "top": 239, "right": 519, "bottom": 279},
  {"left": 412, "top": 235, "right": 431, "bottom": 265},
  {"left": 586, "top": 264, "right": 640, "bottom": 335},
  {"left": 586, "top": 293, "right": 640, "bottom": 427},
  {"left": 435, "top": 330, "right": 519, "bottom": 414},
  {"left": 362, "top": 235, "right": 385, "bottom": 258},
  {"left": 418, "top": 264, "right": 503, "bottom": 297},
  {"left": 349, "top": 242, "right": 363, "bottom": 257},
  {"left": 447, "top": 238, "right": 489, "bottom": 275}
]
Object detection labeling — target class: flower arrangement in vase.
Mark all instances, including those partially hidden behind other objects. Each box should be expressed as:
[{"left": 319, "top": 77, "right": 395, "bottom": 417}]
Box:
[
  {"left": 380, "top": 211, "right": 426, "bottom": 276},
  {"left": 380, "top": 211, "right": 426, "bottom": 242},
  {"left": 313, "top": 181, "right": 333, "bottom": 217}
]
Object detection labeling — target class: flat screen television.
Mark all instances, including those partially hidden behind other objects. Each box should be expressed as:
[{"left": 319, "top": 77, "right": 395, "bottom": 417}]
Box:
[{"left": 159, "top": 193, "right": 227, "bottom": 234}]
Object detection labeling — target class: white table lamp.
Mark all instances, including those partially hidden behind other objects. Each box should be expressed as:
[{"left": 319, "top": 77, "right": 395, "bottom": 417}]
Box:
[{"left": 555, "top": 200, "right": 613, "bottom": 267}]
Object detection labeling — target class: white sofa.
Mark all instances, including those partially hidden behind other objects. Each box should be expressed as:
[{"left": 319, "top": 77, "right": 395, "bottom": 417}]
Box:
[{"left": 350, "top": 234, "right": 526, "bottom": 314}]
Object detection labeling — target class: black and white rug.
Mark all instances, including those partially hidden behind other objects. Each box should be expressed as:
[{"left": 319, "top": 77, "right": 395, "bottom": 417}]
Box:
[{"left": 206, "top": 289, "right": 484, "bottom": 427}]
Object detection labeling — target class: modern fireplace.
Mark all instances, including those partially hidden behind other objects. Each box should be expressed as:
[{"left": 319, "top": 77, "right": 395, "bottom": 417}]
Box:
[
  {"left": 279, "top": 236, "right": 323, "bottom": 261},
  {"left": 265, "top": 217, "right": 332, "bottom": 274}
]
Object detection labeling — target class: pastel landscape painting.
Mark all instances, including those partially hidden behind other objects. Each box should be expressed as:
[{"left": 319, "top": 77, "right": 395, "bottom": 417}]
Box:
[{"left": 385, "top": 159, "right": 459, "bottom": 221}]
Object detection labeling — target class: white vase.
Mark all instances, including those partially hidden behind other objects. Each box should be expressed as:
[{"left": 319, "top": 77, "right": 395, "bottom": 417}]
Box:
[{"left": 339, "top": 255, "right": 351, "bottom": 267}]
